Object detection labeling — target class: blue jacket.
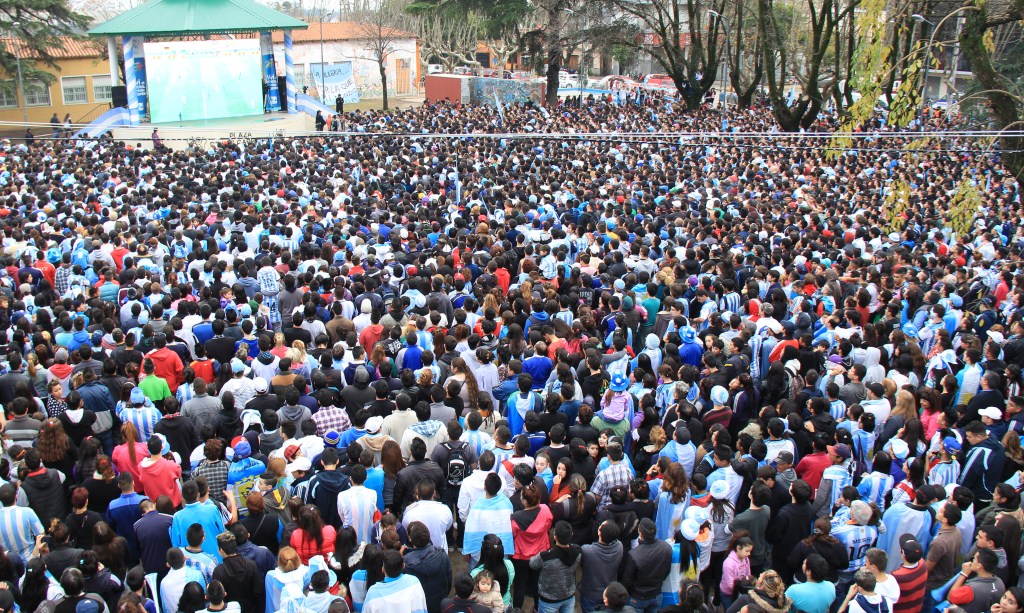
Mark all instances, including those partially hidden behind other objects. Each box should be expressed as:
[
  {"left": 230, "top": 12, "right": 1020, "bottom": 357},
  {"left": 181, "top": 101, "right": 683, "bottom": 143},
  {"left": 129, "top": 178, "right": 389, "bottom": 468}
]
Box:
[
  {"left": 78, "top": 380, "right": 116, "bottom": 418},
  {"left": 106, "top": 492, "right": 148, "bottom": 564}
]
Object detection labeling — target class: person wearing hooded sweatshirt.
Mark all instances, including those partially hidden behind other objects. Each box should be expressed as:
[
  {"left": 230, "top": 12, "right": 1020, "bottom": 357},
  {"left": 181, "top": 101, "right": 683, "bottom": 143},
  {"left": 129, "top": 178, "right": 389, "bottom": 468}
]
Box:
[
  {"left": 211, "top": 532, "right": 265, "bottom": 613},
  {"left": 341, "top": 366, "right": 377, "bottom": 414},
  {"left": 403, "top": 520, "right": 453, "bottom": 613},
  {"left": 251, "top": 336, "right": 281, "bottom": 382},
  {"left": 277, "top": 387, "right": 312, "bottom": 434},
  {"left": 263, "top": 544, "right": 308, "bottom": 613},
  {"left": 530, "top": 519, "right": 582, "bottom": 613},
  {"left": 303, "top": 447, "right": 350, "bottom": 528},
  {"left": 361, "top": 416, "right": 395, "bottom": 465},
  {"left": 581, "top": 519, "right": 625, "bottom": 613},
  {"left": 509, "top": 481, "right": 553, "bottom": 609},
  {"left": 401, "top": 401, "right": 450, "bottom": 461},
  {"left": 21, "top": 448, "right": 68, "bottom": 527}
]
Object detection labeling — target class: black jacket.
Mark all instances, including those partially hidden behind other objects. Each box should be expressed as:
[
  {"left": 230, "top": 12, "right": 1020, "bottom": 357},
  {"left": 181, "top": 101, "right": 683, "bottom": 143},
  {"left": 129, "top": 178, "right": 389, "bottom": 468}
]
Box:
[
  {"left": 766, "top": 501, "right": 813, "bottom": 581},
  {"left": 153, "top": 415, "right": 200, "bottom": 471},
  {"left": 393, "top": 461, "right": 444, "bottom": 512},
  {"left": 212, "top": 554, "right": 265, "bottom": 613},
  {"left": 620, "top": 537, "right": 672, "bottom": 600},
  {"left": 404, "top": 545, "right": 453, "bottom": 613},
  {"left": 23, "top": 468, "right": 69, "bottom": 526}
]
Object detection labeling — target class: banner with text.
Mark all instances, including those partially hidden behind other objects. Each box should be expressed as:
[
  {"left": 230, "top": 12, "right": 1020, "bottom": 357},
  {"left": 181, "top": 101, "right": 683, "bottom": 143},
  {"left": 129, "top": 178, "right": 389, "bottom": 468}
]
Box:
[
  {"left": 259, "top": 31, "right": 281, "bottom": 112},
  {"left": 308, "top": 61, "right": 360, "bottom": 106}
]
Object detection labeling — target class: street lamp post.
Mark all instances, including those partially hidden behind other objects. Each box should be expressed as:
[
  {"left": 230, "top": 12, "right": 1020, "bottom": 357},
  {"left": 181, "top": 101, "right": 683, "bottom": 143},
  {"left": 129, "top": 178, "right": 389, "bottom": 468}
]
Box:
[
  {"left": 913, "top": 6, "right": 980, "bottom": 120},
  {"left": 11, "top": 22, "right": 27, "bottom": 125},
  {"left": 708, "top": 10, "right": 731, "bottom": 108},
  {"left": 319, "top": 11, "right": 334, "bottom": 108}
]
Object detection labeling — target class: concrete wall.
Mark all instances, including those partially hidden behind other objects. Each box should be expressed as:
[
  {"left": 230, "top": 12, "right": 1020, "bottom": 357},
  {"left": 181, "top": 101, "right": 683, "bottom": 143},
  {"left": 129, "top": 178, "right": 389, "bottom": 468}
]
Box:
[
  {"left": 0, "top": 56, "right": 115, "bottom": 126},
  {"left": 273, "top": 38, "right": 418, "bottom": 100}
]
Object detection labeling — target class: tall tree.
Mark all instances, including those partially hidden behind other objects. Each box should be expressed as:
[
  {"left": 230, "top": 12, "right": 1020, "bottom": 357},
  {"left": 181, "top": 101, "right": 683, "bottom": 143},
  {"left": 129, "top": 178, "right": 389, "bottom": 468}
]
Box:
[
  {"left": 603, "top": 0, "right": 726, "bottom": 109},
  {"left": 960, "top": 0, "right": 1024, "bottom": 178},
  {"left": 350, "top": 0, "right": 410, "bottom": 109},
  {"left": 758, "top": 0, "right": 860, "bottom": 129},
  {"left": 0, "top": 0, "right": 90, "bottom": 83}
]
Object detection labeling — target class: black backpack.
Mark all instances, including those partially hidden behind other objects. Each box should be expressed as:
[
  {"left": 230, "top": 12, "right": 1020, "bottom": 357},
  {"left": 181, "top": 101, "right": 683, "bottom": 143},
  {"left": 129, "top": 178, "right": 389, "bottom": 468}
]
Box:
[{"left": 442, "top": 441, "right": 468, "bottom": 487}]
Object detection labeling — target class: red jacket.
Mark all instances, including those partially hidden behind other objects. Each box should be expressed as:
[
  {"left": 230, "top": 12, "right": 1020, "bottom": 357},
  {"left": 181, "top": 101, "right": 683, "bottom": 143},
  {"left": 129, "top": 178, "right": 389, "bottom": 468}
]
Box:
[
  {"left": 146, "top": 347, "right": 184, "bottom": 393},
  {"left": 511, "top": 504, "right": 553, "bottom": 560},
  {"left": 795, "top": 451, "right": 832, "bottom": 491}
]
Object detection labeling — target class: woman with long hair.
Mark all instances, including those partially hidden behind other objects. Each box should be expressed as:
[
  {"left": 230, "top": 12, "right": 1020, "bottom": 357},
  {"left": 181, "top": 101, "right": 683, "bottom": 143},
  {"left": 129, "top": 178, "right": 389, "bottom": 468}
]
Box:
[
  {"left": 550, "top": 457, "right": 575, "bottom": 502},
  {"left": 331, "top": 525, "right": 363, "bottom": 586},
  {"left": 20, "top": 558, "right": 63, "bottom": 613},
  {"left": 724, "top": 569, "right": 793, "bottom": 613},
  {"left": 92, "top": 520, "right": 129, "bottom": 580},
  {"left": 289, "top": 505, "right": 335, "bottom": 564},
  {"left": 891, "top": 456, "right": 927, "bottom": 507},
  {"left": 704, "top": 481, "right": 736, "bottom": 605},
  {"left": 655, "top": 462, "right": 691, "bottom": 540},
  {"left": 36, "top": 417, "right": 78, "bottom": 477},
  {"left": 350, "top": 544, "right": 385, "bottom": 612},
  {"left": 79, "top": 549, "right": 122, "bottom": 612},
  {"left": 876, "top": 390, "right": 918, "bottom": 445},
  {"left": 82, "top": 456, "right": 120, "bottom": 513},
  {"left": 550, "top": 473, "right": 597, "bottom": 545},
  {"left": 111, "top": 422, "right": 147, "bottom": 493},
  {"left": 380, "top": 439, "right": 405, "bottom": 513},
  {"left": 472, "top": 534, "right": 515, "bottom": 610},
  {"left": 1007, "top": 365, "right": 1024, "bottom": 399},
  {"left": 445, "top": 357, "right": 481, "bottom": 413},
  {"left": 1004, "top": 431, "right": 1024, "bottom": 481},
  {"left": 786, "top": 518, "right": 849, "bottom": 584},
  {"left": 73, "top": 437, "right": 102, "bottom": 485},
  {"left": 176, "top": 581, "right": 206, "bottom": 613},
  {"left": 917, "top": 386, "right": 944, "bottom": 441},
  {"left": 992, "top": 586, "right": 1024, "bottom": 613}
]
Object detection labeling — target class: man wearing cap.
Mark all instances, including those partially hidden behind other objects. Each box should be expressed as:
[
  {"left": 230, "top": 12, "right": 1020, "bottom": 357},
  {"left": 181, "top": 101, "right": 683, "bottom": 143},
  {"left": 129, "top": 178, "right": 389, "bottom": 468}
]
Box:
[
  {"left": 862, "top": 383, "right": 891, "bottom": 426},
  {"left": 979, "top": 406, "right": 1008, "bottom": 439},
  {"left": 219, "top": 358, "right": 256, "bottom": 409},
  {"left": 891, "top": 534, "right": 927, "bottom": 613},
  {"left": 118, "top": 387, "right": 162, "bottom": 442},
  {"left": 812, "top": 443, "right": 853, "bottom": 518},
  {"left": 928, "top": 437, "right": 962, "bottom": 487}
]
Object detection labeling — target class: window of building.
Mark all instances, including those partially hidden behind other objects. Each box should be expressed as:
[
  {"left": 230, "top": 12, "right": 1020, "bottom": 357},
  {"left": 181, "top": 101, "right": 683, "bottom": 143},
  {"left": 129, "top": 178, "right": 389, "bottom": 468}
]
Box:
[
  {"left": 0, "top": 82, "right": 16, "bottom": 109},
  {"left": 93, "top": 75, "right": 112, "bottom": 102},
  {"left": 24, "top": 80, "right": 50, "bottom": 106},
  {"left": 61, "top": 76, "right": 88, "bottom": 104}
]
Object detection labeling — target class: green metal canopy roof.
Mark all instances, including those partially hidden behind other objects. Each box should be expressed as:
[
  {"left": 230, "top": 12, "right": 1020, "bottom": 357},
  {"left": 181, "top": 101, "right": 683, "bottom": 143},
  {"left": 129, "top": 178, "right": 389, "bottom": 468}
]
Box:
[{"left": 88, "top": 0, "right": 307, "bottom": 37}]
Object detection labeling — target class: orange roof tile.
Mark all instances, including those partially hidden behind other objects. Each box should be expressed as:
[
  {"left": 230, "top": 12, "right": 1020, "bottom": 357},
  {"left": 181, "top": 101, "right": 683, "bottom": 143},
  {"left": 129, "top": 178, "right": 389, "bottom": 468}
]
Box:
[
  {"left": 0, "top": 37, "right": 105, "bottom": 60},
  {"left": 270, "top": 21, "right": 415, "bottom": 44}
]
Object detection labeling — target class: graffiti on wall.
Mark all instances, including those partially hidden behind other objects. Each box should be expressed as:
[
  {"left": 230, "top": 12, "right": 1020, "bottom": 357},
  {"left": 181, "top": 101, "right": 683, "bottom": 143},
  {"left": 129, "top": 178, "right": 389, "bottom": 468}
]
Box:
[{"left": 469, "top": 77, "right": 544, "bottom": 108}]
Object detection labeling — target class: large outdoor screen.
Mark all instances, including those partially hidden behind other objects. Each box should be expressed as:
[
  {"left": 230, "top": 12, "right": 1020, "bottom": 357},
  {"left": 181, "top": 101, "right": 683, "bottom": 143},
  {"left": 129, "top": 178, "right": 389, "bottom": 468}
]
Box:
[{"left": 144, "top": 39, "right": 263, "bottom": 123}]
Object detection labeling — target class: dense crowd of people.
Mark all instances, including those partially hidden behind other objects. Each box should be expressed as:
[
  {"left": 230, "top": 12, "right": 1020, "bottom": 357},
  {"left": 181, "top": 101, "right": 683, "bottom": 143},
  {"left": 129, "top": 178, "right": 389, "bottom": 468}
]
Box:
[{"left": 0, "top": 91, "right": 1019, "bottom": 613}]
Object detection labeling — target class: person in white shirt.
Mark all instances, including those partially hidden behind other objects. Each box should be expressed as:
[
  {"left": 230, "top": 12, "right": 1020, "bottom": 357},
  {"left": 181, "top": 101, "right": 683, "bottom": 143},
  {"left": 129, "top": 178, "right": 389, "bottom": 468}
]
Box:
[{"left": 401, "top": 480, "right": 453, "bottom": 551}]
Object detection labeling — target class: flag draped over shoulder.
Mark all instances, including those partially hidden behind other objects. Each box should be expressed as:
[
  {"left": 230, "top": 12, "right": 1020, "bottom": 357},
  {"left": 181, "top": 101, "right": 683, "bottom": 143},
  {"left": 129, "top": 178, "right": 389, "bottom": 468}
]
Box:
[
  {"left": 462, "top": 494, "right": 514, "bottom": 557},
  {"left": 362, "top": 574, "right": 428, "bottom": 613}
]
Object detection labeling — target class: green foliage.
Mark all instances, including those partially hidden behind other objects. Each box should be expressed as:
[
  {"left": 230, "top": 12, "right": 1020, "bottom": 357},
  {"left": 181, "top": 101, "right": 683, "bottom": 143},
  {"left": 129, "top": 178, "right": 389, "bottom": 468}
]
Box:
[
  {"left": 887, "top": 59, "right": 922, "bottom": 127},
  {"left": 946, "top": 178, "right": 984, "bottom": 239},
  {"left": 883, "top": 178, "right": 911, "bottom": 234},
  {"left": 0, "top": 0, "right": 90, "bottom": 82}
]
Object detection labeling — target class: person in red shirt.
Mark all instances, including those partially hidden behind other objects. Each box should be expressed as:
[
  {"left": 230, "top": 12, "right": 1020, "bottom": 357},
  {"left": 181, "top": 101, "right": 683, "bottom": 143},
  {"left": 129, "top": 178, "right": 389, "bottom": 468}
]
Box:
[
  {"left": 138, "top": 434, "right": 183, "bottom": 508},
  {"left": 359, "top": 312, "right": 385, "bottom": 354},
  {"left": 795, "top": 436, "right": 832, "bottom": 491},
  {"left": 33, "top": 254, "right": 55, "bottom": 288},
  {"left": 145, "top": 333, "right": 184, "bottom": 393}
]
